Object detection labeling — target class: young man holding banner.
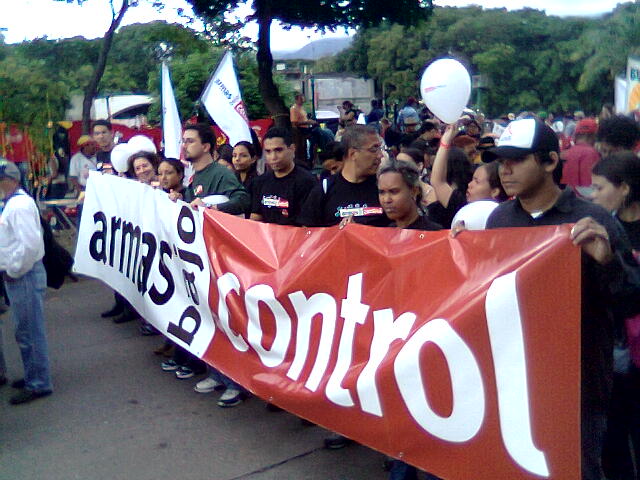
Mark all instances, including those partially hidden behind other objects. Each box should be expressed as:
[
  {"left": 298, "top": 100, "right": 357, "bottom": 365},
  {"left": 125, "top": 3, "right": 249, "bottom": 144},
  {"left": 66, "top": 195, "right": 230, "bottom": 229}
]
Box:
[
  {"left": 482, "top": 117, "right": 640, "bottom": 480},
  {"left": 250, "top": 127, "right": 316, "bottom": 226},
  {"left": 298, "top": 124, "right": 388, "bottom": 449},
  {"left": 179, "top": 124, "right": 249, "bottom": 216},
  {"left": 173, "top": 123, "right": 250, "bottom": 406},
  {"left": 298, "top": 124, "right": 389, "bottom": 228}
]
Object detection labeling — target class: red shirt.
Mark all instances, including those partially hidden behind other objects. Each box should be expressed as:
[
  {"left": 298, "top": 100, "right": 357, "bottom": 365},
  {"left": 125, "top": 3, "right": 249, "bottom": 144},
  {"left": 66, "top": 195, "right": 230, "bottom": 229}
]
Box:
[{"left": 560, "top": 143, "right": 600, "bottom": 188}]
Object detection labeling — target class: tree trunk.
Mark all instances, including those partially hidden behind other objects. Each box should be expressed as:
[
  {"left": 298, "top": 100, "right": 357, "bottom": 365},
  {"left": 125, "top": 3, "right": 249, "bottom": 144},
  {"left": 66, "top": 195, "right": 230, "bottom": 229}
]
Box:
[
  {"left": 81, "top": 0, "right": 130, "bottom": 134},
  {"left": 255, "top": 2, "right": 290, "bottom": 128}
]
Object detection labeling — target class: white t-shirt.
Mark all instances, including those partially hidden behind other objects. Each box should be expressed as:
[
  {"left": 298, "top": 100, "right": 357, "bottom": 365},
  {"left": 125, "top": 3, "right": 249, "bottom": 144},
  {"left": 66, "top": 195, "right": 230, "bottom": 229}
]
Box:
[{"left": 69, "top": 152, "right": 97, "bottom": 187}]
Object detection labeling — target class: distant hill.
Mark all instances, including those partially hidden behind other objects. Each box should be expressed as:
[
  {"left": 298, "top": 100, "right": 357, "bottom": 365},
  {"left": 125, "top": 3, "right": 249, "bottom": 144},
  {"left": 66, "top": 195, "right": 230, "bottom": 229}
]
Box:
[{"left": 273, "top": 37, "right": 353, "bottom": 61}]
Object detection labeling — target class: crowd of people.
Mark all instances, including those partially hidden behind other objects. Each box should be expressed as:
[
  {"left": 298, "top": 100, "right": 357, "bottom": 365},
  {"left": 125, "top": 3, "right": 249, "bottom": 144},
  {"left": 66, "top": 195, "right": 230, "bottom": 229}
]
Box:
[{"left": 2, "top": 98, "right": 640, "bottom": 480}]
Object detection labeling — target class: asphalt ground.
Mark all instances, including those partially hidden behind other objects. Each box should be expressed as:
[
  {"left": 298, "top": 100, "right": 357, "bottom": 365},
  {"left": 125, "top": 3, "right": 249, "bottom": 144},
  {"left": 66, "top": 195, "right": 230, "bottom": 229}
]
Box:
[{"left": 0, "top": 276, "right": 392, "bottom": 480}]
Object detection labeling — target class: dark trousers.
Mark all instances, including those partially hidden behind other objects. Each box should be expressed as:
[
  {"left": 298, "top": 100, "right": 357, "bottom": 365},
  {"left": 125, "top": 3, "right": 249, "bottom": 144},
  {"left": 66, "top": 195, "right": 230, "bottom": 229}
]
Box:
[
  {"left": 582, "top": 408, "right": 608, "bottom": 480},
  {"left": 173, "top": 345, "right": 206, "bottom": 373},
  {"left": 603, "top": 368, "right": 640, "bottom": 480},
  {"left": 388, "top": 460, "right": 441, "bottom": 480},
  {"left": 114, "top": 292, "right": 139, "bottom": 318},
  {"left": 0, "top": 277, "right": 8, "bottom": 305}
]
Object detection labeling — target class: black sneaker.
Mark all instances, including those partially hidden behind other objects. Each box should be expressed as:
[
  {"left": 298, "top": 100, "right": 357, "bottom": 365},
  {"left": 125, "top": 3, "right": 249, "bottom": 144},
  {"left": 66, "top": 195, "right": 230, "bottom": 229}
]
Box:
[
  {"left": 140, "top": 323, "right": 159, "bottom": 336},
  {"left": 113, "top": 312, "right": 138, "bottom": 324},
  {"left": 11, "top": 379, "right": 25, "bottom": 389},
  {"left": 9, "top": 389, "right": 52, "bottom": 405},
  {"left": 101, "top": 304, "right": 124, "bottom": 318},
  {"left": 0, "top": 376, "right": 7, "bottom": 387},
  {"left": 324, "top": 434, "right": 351, "bottom": 449}
]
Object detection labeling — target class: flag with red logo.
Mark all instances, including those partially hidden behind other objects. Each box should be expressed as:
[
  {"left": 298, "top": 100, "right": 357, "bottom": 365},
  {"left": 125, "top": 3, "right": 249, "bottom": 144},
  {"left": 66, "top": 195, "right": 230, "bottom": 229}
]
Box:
[{"left": 200, "top": 51, "right": 252, "bottom": 146}]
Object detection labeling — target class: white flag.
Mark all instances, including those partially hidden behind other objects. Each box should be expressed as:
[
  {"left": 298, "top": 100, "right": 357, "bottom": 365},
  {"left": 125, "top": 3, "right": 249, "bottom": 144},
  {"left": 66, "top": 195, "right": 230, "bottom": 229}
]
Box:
[
  {"left": 162, "top": 62, "right": 183, "bottom": 159},
  {"left": 200, "top": 51, "right": 252, "bottom": 146}
]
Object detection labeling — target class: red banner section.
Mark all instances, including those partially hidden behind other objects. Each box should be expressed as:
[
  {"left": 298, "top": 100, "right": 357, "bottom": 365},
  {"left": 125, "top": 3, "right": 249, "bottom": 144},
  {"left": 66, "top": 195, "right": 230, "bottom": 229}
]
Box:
[
  {"left": 1, "top": 124, "right": 33, "bottom": 163},
  {"left": 199, "top": 213, "right": 581, "bottom": 480}
]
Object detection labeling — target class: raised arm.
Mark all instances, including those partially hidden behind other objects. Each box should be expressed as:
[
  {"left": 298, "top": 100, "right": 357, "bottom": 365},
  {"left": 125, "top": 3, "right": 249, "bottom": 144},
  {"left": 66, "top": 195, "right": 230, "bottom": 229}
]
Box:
[{"left": 430, "top": 124, "right": 457, "bottom": 208}]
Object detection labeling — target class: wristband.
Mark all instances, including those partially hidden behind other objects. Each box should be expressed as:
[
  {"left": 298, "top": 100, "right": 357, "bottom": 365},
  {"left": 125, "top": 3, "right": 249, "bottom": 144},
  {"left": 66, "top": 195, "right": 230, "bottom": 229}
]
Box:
[{"left": 439, "top": 142, "right": 451, "bottom": 149}]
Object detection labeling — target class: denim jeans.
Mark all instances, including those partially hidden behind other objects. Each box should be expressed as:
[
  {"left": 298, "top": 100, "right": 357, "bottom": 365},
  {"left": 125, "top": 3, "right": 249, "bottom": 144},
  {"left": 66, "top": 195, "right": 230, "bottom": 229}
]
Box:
[
  {"left": 208, "top": 367, "right": 243, "bottom": 391},
  {"left": 4, "top": 261, "right": 52, "bottom": 392},
  {"left": 0, "top": 315, "right": 6, "bottom": 378}
]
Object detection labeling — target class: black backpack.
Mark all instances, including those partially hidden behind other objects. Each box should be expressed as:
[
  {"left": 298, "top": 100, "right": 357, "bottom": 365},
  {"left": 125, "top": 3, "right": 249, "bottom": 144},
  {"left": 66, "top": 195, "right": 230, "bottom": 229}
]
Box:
[{"left": 40, "top": 216, "right": 74, "bottom": 289}]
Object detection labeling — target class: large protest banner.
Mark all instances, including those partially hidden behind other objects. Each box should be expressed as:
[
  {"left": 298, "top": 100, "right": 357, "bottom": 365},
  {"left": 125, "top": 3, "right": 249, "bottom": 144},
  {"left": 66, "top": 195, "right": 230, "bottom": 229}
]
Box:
[{"left": 75, "top": 174, "right": 581, "bottom": 480}]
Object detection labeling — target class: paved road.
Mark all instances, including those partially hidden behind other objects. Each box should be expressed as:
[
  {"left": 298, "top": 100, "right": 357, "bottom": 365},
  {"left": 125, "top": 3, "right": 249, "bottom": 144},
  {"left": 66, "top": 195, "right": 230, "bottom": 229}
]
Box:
[{"left": 0, "top": 277, "right": 389, "bottom": 480}]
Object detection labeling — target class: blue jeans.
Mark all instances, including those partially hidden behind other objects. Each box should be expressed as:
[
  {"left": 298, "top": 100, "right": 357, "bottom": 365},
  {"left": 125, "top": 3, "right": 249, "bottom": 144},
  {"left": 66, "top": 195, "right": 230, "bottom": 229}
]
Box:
[
  {"left": 208, "top": 367, "right": 243, "bottom": 391},
  {"left": 4, "top": 261, "right": 52, "bottom": 392},
  {"left": 0, "top": 315, "right": 6, "bottom": 378}
]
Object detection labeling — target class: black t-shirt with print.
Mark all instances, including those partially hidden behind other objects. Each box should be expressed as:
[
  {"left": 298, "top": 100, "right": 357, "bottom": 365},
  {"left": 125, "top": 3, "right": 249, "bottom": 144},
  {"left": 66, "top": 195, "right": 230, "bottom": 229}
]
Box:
[
  {"left": 298, "top": 173, "right": 390, "bottom": 227},
  {"left": 250, "top": 166, "right": 317, "bottom": 225},
  {"left": 426, "top": 188, "right": 467, "bottom": 228}
]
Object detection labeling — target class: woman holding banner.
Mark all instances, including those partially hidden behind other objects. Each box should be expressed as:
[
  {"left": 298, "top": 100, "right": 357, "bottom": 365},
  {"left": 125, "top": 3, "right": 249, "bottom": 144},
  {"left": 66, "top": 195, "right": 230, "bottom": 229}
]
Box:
[
  {"left": 376, "top": 158, "right": 443, "bottom": 480},
  {"left": 126, "top": 151, "right": 160, "bottom": 185}
]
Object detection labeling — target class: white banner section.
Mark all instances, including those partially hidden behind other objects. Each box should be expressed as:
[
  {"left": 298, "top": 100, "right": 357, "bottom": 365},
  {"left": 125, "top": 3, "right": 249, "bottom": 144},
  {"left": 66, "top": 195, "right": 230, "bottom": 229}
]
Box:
[
  {"left": 74, "top": 172, "right": 215, "bottom": 357},
  {"left": 162, "top": 62, "right": 183, "bottom": 159}
]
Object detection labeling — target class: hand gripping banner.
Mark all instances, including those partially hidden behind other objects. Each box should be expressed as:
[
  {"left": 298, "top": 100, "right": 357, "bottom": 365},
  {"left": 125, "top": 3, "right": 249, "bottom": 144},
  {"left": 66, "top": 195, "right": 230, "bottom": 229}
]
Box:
[{"left": 75, "top": 174, "right": 582, "bottom": 479}]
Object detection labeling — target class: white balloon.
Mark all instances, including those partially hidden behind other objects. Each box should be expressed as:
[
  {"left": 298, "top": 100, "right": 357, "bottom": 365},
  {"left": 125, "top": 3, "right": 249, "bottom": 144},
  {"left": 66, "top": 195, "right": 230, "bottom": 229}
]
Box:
[
  {"left": 420, "top": 59, "right": 471, "bottom": 124},
  {"left": 127, "top": 135, "right": 157, "bottom": 154},
  {"left": 110, "top": 143, "right": 135, "bottom": 173},
  {"left": 451, "top": 200, "right": 499, "bottom": 231}
]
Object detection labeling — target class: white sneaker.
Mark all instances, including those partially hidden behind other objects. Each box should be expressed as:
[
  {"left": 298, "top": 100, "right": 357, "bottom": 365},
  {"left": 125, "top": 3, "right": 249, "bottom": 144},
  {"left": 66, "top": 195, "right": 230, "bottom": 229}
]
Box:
[
  {"left": 217, "top": 387, "right": 244, "bottom": 407},
  {"left": 194, "top": 376, "right": 222, "bottom": 393}
]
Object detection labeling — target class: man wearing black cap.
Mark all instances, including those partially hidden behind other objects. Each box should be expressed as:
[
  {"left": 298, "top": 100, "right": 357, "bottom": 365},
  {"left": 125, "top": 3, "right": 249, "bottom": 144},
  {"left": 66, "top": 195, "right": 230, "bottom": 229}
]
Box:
[
  {"left": 0, "top": 158, "right": 53, "bottom": 405},
  {"left": 483, "top": 118, "right": 640, "bottom": 480}
]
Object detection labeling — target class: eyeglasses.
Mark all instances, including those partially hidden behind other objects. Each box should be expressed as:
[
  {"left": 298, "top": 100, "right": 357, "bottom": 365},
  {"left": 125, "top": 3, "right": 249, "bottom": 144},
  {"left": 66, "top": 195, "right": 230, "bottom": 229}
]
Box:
[{"left": 354, "top": 144, "right": 384, "bottom": 154}]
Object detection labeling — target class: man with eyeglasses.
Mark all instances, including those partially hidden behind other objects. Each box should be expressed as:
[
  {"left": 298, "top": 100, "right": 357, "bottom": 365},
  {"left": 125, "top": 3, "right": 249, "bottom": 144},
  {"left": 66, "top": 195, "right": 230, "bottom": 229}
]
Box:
[{"left": 299, "top": 124, "right": 389, "bottom": 228}]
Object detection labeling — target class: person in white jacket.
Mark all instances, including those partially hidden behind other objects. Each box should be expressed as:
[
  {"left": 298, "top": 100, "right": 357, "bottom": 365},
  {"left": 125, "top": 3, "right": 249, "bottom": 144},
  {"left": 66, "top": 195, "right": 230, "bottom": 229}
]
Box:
[{"left": 0, "top": 159, "right": 52, "bottom": 405}]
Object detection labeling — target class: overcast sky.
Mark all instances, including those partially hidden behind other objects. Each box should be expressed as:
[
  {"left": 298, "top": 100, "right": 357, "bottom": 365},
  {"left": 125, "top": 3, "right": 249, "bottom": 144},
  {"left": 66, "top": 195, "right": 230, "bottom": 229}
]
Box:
[{"left": 0, "top": 0, "right": 631, "bottom": 52}]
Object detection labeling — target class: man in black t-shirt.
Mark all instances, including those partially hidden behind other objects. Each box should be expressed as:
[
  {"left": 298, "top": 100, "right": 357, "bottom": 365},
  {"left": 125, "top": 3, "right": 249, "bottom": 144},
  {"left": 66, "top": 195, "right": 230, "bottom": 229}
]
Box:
[
  {"left": 298, "top": 124, "right": 389, "bottom": 228},
  {"left": 250, "top": 128, "right": 316, "bottom": 226},
  {"left": 92, "top": 120, "right": 115, "bottom": 174}
]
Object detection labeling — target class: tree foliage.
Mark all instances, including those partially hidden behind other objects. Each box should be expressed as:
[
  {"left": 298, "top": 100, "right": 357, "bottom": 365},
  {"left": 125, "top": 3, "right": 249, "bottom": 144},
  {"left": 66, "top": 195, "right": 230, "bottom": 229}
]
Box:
[
  {"left": 573, "top": 2, "right": 640, "bottom": 93},
  {"left": 0, "top": 20, "right": 292, "bottom": 137},
  {"left": 146, "top": 48, "right": 294, "bottom": 123},
  {"left": 323, "top": 4, "right": 640, "bottom": 117},
  {"left": 186, "top": 0, "right": 433, "bottom": 126}
]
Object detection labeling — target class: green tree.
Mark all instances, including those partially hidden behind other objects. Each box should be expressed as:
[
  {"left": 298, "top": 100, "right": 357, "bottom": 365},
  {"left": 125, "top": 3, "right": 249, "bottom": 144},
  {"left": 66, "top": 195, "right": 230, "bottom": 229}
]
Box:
[
  {"left": 327, "top": 6, "right": 614, "bottom": 117},
  {"left": 56, "top": 0, "right": 133, "bottom": 133},
  {"left": 146, "top": 48, "right": 294, "bottom": 123},
  {"left": 0, "top": 54, "right": 71, "bottom": 154},
  {"left": 574, "top": 2, "right": 640, "bottom": 97},
  {"left": 186, "top": 0, "right": 433, "bottom": 127},
  {"left": 106, "top": 21, "right": 210, "bottom": 92}
]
